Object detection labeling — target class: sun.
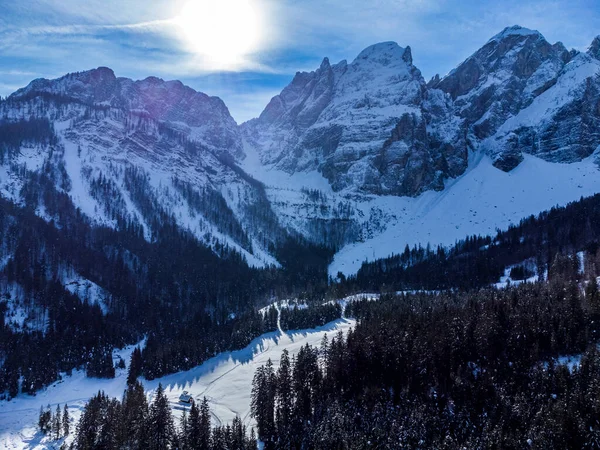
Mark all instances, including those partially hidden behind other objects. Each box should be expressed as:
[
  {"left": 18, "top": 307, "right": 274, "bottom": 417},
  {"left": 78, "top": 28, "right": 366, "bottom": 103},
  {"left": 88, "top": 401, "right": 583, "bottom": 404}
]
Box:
[{"left": 176, "top": 0, "right": 262, "bottom": 67}]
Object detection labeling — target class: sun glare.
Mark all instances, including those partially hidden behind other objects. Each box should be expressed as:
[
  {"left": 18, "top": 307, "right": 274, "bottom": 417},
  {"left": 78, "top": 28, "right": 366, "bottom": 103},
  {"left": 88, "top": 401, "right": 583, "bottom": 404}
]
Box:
[{"left": 176, "top": 0, "right": 262, "bottom": 67}]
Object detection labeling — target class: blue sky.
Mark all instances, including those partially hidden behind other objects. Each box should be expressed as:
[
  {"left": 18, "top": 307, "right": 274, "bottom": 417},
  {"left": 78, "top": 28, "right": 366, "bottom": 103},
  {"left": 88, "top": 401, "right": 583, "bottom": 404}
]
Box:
[{"left": 1, "top": 0, "right": 599, "bottom": 123}]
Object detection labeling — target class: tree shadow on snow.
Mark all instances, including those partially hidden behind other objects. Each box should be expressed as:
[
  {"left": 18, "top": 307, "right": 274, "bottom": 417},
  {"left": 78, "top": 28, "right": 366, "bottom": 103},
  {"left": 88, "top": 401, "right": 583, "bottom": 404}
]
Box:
[{"left": 141, "top": 318, "right": 352, "bottom": 396}]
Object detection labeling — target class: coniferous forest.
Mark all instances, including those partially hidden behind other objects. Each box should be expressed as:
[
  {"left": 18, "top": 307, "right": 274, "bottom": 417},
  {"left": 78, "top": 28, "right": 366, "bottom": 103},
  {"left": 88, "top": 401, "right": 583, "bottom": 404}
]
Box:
[
  {"left": 6, "top": 107, "right": 600, "bottom": 448},
  {"left": 251, "top": 275, "right": 600, "bottom": 449}
]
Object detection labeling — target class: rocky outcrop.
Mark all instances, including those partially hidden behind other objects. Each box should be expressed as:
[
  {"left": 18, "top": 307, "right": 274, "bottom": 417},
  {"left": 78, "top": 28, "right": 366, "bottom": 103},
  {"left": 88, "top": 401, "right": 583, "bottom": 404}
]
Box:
[
  {"left": 589, "top": 36, "right": 600, "bottom": 61},
  {"left": 243, "top": 42, "right": 459, "bottom": 196},
  {"left": 426, "top": 26, "right": 600, "bottom": 173},
  {"left": 11, "top": 68, "right": 242, "bottom": 155},
  {"left": 432, "top": 26, "right": 572, "bottom": 142}
]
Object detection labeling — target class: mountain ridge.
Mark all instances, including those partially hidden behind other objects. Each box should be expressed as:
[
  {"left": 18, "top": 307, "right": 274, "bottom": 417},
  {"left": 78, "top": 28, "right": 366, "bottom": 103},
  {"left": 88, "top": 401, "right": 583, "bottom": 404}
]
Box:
[{"left": 1, "top": 25, "right": 600, "bottom": 279}]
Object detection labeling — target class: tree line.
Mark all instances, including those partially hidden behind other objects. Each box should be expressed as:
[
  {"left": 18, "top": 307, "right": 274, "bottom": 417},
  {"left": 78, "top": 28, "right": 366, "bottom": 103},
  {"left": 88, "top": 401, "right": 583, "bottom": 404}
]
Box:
[
  {"left": 344, "top": 193, "right": 600, "bottom": 292},
  {"left": 61, "top": 382, "right": 257, "bottom": 450}
]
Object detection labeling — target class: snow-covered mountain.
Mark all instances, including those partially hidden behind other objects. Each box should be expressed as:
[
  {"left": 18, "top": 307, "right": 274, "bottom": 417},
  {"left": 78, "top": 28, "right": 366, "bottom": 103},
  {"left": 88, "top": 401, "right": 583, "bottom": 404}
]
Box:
[
  {"left": 242, "top": 42, "right": 453, "bottom": 197},
  {"left": 242, "top": 25, "right": 600, "bottom": 275},
  {"left": 248, "top": 25, "right": 600, "bottom": 192},
  {"left": 1, "top": 25, "right": 600, "bottom": 280},
  {"left": 11, "top": 67, "right": 242, "bottom": 155},
  {"left": 430, "top": 25, "right": 600, "bottom": 170},
  {"left": 0, "top": 68, "right": 285, "bottom": 269}
]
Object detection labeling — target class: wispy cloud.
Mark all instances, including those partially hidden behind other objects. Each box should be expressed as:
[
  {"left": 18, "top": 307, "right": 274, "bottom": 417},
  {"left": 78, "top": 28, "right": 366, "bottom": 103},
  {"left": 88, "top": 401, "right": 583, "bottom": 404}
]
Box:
[
  {"left": 0, "top": 70, "right": 39, "bottom": 77},
  {"left": 0, "top": 0, "right": 598, "bottom": 120}
]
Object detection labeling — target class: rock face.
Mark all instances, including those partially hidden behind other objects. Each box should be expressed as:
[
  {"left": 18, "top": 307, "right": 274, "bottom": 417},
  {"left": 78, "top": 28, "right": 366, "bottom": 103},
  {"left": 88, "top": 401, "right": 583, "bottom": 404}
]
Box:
[
  {"left": 470, "top": 30, "right": 600, "bottom": 169},
  {"left": 242, "top": 42, "right": 459, "bottom": 196},
  {"left": 247, "top": 26, "right": 600, "bottom": 191},
  {"left": 433, "top": 26, "right": 572, "bottom": 141},
  {"left": 12, "top": 26, "right": 600, "bottom": 201},
  {"left": 431, "top": 26, "right": 600, "bottom": 170},
  {"left": 11, "top": 68, "right": 242, "bottom": 156}
]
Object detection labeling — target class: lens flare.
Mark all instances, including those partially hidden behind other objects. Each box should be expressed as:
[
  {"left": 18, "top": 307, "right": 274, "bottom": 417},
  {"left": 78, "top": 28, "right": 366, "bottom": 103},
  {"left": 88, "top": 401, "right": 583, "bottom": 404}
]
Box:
[{"left": 176, "top": 0, "right": 262, "bottom": 67}]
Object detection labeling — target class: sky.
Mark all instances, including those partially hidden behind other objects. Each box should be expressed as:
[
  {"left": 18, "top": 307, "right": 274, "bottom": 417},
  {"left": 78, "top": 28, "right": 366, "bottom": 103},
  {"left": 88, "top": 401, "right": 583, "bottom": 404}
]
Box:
[{"left": 0, "top": 0, "right": 599, "bottom": 123}]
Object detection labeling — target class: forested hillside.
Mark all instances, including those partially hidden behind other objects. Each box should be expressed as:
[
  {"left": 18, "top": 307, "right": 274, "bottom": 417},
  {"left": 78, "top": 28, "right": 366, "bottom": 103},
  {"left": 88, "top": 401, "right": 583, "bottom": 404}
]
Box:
[
  {"left": 343, "top": 193, "right": 600, "bottom": 292},
  {"left": 0, "top": 186, "right": 333, "bottom": 396},
  {"left": 250, "top": 276, "right": 600, "bottom": 448}
]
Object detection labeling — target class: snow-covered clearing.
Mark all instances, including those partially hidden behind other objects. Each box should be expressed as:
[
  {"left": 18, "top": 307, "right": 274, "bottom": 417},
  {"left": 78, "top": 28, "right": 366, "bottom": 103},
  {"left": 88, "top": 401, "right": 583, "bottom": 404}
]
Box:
[
  {"left": 146, "top": 319, "right": 353, "bottom": 428},
  {"left": 493, "top": 260, "right": 540, "bottom": 289},
  {"left": 0, "top": 319, "right": 354, "bottom": 449},
  {"left": 0, "top": 341, "right": 142, "bottom": 449}
]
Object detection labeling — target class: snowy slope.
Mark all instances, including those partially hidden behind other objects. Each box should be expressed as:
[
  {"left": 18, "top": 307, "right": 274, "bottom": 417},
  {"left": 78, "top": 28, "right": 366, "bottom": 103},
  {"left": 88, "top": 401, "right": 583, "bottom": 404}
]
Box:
[
  {"left": 0, "top": 90, "right": 282, "bottom": 269},
  {"left": 0, "top": 341, "right": 143, "bottom": 449},
  {"left": 2, "top": 27, "right": 600, "bottom": 277},
  {"left": 330, "top": 153, "right": 600, "bottom": 277},
  {"left": 0, "top": 320, "right": 354, "bottom": 449}
]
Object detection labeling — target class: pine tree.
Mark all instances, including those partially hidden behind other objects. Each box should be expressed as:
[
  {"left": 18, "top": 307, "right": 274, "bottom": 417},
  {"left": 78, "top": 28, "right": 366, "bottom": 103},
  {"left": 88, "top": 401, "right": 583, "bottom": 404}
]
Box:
[
  {"left": 122, "top": 381, "right": 149, "bottom": 449},
  {"left": 53, "top": 404, "right": 62, "bottom": 440},
  {"left": 7, "top": 369, "right": 19, "bottom": 399},
  {"left": 38, "top": 405, "right": 52, "bottom": 435},
  {"left": 230, "top": 416, "right": 246, "bottom": 449},
  {"left": 127, "top": 346, "right": 143, "bottom": 385},
  {"left": 587, "top": 277, "right": 600, "bottom": 312},
  {"left": 276, "top": 349, "right": 293, "bottom": 447},
  {"left": 211, "top": 425, "right": 227, "bottom": 450},
  {"left": 62, "top": 404, "right": 70, "bottom": 436},
  {"left": 74, "top": 391, "right": 107, "bottom": 449},
  {"left": 187, "top": 401, "right": 201, "bottom": 449},
  {"left": 251, "top": 360, "right": 276, "bottom": 443},
  {"left": 147, "top": 383, "right": 175, "bottom": 450},
  {"left": 199, "top": 397, "right": 211, "bottom": 449},
  {"left": 248, "top": 428, "right": 258, "bottom": 450},
  {"left": 179, "top": 409, "right": 189, "bottom": 450}
]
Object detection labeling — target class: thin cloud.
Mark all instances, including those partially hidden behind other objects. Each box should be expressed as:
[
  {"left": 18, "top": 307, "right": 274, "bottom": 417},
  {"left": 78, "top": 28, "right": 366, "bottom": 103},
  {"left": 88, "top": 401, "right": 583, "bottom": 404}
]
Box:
[{"left": 1, "top": 0, "right": 598, "bottom": 120}]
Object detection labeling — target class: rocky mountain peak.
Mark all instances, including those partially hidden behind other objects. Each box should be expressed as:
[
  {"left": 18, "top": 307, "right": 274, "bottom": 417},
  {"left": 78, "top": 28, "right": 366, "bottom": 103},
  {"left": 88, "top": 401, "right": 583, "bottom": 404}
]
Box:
[
  {"left": 11, "top": 66, "right": 119, "bottom": 104},
  {"left": 589, "top": 36, "right": 600, "bottom": 60},
  {"left": 488, "top": 25, "right": 543, "bottom": 43},
  {"left": 402, "top": 46, "right": 413, "bottom": 65},
  {"left": 10, "top": 67, "right": 242, "bottom": 155},
  {"left": 353, "top": 41, "right": 412, "bottom": 69},
  {"left": 243, "top": 40, "right": 433, "bottom": 196},
  {"left": 435, "top": 26, "right": 561, "bottom": 101}
]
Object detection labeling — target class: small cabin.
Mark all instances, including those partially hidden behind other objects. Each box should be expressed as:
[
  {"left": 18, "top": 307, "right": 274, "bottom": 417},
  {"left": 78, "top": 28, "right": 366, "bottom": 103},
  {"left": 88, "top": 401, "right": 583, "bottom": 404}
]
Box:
[{"left": 179, "top": 391, "right": 194, "bottom": 404}]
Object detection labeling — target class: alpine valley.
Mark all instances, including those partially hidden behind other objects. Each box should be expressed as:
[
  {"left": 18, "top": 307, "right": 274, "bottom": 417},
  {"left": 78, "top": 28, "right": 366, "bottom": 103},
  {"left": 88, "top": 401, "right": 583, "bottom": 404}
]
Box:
[{"left": 3, "top": 24, "right": 600, "bottom": 449}]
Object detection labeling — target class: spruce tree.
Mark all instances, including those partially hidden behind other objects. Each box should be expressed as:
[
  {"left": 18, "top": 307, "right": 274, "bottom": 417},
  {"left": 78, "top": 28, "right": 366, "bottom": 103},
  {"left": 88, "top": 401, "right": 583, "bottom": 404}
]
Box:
[
  {"left": 179, "top": 410, "right": 189, "bottom": 450},
  {"left": 62, "top": 404, "right": 70, "bottom": 436},
  {"left": 275, "top": 349, "right": 293, "bottom": 447},
  {"left": 248, "top": 428, "right": 258, "bottom": 450},
  {"left": 147, "top": 383, "right": 175, "bottom": 450},
  {"left": 199, "top": 397, "right": 211, "bottom": 449},
  {"left": 251, "top": 360, "right": 276, "bottom": 443},
  {"left": 53, "top": 404, "right": 62, "bottom": 440},
  {"left": 74, "top": 392, "right": 108, "bottom": 449},
  {"left": 127, "top": 346, "right": 143, "bottom": 385},
  {"left": 187, "top": 401, "right": 201, "bottom": 449},
  {"left": 211, "top": 425, "right": 227, "bottom": 450},
  {"left": 38, "top": 405, "right": 52, "bottom": 435},
  {"left": 122, "top": 380, "right": 149, "bottom": 449},
  {"left": 230, "top": 416, "right": 246, "bottom": 449}
]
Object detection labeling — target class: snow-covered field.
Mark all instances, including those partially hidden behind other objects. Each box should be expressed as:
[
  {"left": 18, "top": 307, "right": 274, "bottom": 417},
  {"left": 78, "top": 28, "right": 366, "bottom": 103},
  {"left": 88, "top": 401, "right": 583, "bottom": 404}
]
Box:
[{"left": 0, "top": 319, "right": 354, "bottom": 449}]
